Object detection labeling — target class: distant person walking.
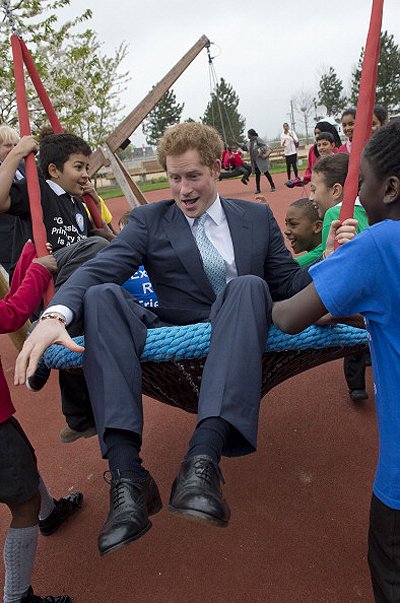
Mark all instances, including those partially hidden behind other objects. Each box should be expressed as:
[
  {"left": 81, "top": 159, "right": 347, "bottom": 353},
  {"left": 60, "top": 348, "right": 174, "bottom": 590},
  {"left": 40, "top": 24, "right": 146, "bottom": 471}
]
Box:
[
  {"left": 281, "top": 122, "right": 299, "bottom": 182},
  {"left": 240, "top": 129, "right": 276, "bottom": 194}
]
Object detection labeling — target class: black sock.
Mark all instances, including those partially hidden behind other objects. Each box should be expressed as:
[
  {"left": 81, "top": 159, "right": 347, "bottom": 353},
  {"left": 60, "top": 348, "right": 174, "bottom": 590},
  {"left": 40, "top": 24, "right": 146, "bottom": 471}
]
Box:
[
  {"left": 104, "top": 428, "right": 148, "bottom": 481},
  {"left": 185, "top": 417, "right": 232, "bottom": 465}
]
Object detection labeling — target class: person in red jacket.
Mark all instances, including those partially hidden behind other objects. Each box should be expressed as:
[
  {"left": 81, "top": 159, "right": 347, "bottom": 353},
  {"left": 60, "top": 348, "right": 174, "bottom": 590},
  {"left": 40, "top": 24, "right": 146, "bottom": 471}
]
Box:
[
  {"left": 1, "top": 241, "right": 82, "bottom": 603},
  {"left": 219, "top": 145, "right": 251, "bottom": 184}
]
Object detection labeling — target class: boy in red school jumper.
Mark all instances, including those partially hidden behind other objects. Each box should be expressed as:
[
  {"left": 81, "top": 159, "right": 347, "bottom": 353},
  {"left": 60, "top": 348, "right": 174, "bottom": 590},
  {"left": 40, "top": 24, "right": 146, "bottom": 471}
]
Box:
[
  {"left": 1, "top": 241, "right": 82, "bottom": 603},
  {"left": 220, "top": 145, "right": 251, "bottom": 184}
]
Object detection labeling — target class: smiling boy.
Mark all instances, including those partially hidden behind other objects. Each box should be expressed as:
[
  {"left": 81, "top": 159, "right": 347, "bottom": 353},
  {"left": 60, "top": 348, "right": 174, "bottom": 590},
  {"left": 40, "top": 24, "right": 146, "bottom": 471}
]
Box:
[
  {"left": 0, "top": 133, "right": 110, "bottom": 441},
  {"left": 316, "top": 132, "right": 336, "bottom": 158},
  {"left": 0, "top": 133, "right": 102, "bottom": 273}
]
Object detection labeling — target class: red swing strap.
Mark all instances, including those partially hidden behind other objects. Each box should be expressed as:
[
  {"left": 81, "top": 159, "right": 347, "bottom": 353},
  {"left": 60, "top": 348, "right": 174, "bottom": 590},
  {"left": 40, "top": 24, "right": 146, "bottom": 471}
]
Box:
[
  {"left": 10, "top": 34, "right": 55, "bottom": 304},
  {"left": 16, "top": 37, "right": 103, "bottom": 229},
  {"left": 10, "top": 35, "right": 103, "bottom": 301},
  {"left": 338, "top": 0, "right": 384, "bottom": 228}
]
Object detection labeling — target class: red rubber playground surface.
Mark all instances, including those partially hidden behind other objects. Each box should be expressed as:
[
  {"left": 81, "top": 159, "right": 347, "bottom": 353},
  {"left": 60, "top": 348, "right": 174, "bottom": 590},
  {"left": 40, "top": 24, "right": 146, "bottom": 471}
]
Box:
[{"left": 0, "top": 172, "right": 377, "bottom": 602}]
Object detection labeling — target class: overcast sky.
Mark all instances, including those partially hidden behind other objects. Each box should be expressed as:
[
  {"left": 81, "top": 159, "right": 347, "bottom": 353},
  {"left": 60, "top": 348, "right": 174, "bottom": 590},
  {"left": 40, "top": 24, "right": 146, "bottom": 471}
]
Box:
[{"left": 59, "top": 0, "right": 398, "bottom": 145}]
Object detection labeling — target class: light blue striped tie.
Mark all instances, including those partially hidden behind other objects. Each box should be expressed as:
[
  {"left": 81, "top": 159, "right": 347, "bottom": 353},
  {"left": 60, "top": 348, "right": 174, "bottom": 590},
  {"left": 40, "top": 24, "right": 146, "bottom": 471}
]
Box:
[{"left": 194, "top": 213, "right": 226, "bottom": 295}]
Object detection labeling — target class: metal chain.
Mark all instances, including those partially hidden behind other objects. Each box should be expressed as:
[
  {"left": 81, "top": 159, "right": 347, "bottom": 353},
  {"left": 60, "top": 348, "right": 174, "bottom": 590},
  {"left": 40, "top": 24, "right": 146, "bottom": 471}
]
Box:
[{"left": 1, "top": 0, "right": 21, "bottom": 37}]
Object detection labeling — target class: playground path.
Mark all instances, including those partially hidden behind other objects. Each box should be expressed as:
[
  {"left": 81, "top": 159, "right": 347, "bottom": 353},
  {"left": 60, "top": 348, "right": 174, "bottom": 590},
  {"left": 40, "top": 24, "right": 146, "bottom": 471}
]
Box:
[{"left": 0, "top": 173, "right": 377, "bottom": 602}]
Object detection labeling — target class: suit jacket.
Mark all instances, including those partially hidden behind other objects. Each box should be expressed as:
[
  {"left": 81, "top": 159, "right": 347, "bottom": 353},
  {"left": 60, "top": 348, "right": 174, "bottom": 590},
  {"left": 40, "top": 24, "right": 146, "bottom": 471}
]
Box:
[{"left": 50, "top": 197, "right": 311, "bottom": 326}]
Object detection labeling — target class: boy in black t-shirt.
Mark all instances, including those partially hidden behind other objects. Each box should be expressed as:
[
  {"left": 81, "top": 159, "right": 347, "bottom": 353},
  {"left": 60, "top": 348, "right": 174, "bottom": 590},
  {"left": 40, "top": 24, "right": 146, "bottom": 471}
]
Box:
[
  {"left": 0, "top": 133, "right": 113, "bottom": 278},
  {"left": 0, "top": 133, "right": 111, "bottom": 442}
]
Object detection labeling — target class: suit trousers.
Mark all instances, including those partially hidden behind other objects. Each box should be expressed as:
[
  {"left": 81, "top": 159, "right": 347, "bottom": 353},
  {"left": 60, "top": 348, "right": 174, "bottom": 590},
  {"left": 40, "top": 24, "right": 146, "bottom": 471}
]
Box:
[
  {"left": 82, "top": 275, "right": 272, "bottom": 458},
  {"left": 219, "top": 164, "right": 251, "bottom": 180}
]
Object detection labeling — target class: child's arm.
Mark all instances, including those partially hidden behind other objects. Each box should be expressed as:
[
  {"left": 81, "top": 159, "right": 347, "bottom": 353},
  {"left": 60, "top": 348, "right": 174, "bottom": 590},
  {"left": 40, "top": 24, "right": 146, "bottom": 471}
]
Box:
[
  {"left": 273, "top": 220, "right": 359, "bottom": 334},
  {"left": 0, "top": 136, "right": 38, "bottom": 213},
  {"left": 0, "top": 243, "right": 56, "bottom": 334},
  {"left": 272, "top": 283, "right": 327, "bottom": 334}
]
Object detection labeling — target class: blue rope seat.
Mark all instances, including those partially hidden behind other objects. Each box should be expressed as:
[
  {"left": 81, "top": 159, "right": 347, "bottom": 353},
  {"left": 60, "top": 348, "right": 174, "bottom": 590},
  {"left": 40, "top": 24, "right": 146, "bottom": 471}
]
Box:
[{"left": 44, "top": 323, "right": 368, "bottom": 413}]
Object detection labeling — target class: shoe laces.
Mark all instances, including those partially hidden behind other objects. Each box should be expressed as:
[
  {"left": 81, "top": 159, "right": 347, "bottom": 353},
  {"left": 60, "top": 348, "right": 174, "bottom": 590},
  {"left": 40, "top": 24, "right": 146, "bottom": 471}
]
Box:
[
  {"left": 103, "top": 471, "right": 140, "bottom": 509},
  {"left": 192, "top": 458, "right": 225, "bottom": 484}
]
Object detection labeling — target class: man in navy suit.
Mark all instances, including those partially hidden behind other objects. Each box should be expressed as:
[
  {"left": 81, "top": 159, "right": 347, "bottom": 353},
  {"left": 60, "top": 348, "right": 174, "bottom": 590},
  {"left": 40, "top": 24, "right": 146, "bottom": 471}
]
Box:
[{"left": 15, "top": 122, "right": 311, "bottom": 556}]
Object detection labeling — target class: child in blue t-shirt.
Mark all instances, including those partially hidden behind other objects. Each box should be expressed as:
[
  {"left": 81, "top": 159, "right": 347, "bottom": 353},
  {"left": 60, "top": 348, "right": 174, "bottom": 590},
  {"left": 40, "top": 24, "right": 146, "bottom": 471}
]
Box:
[
  {"left": 118, "top": 211, "right": 158, "bottom": 308},
  {"left": 272, "top": 121, "right": 400, "bottom": 603}
]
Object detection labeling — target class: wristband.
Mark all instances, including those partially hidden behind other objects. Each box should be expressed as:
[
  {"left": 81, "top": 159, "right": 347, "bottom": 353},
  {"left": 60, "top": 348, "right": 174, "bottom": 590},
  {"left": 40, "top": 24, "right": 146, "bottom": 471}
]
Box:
[{"left": 39, "top": 312, "right": 67, "bottom": 326}]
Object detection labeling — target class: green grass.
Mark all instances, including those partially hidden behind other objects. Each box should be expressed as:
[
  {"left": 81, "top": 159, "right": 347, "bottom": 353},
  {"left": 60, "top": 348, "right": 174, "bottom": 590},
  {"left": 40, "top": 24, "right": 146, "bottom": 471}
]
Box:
[
  {"left": 99, "top": 180, "right": 170, "bottom": 199},
  {"left": 98, "top": 161, "right": 307, "bottom": 200}
]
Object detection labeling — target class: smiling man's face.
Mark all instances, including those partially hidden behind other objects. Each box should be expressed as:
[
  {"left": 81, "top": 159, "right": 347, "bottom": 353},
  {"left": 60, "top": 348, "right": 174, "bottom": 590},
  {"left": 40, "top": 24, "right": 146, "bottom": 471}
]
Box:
[{"left": 166, "top": 149, "right": 221, "bottom": 219}]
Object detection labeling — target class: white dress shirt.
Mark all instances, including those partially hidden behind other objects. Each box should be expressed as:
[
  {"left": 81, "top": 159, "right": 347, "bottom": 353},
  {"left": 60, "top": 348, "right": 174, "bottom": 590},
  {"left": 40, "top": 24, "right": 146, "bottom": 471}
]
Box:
[{"left": 46, "top": 195, "right": 238, "bottom": 325}]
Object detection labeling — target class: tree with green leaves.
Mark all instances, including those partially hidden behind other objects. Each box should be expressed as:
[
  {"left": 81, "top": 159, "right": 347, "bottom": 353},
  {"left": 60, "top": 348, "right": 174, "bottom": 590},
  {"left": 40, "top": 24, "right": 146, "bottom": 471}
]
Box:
[
  {"left": 0, "top": 0, "right": 129, "bottom": 147},
  {"left": 142, "top": 88, "right": 184, "bottom": 146},
  {"left": 350, "top": 31, "right": 400, "bottom": 112},
  {"left": 317, "top": 67, "right": 347, "bottom": 117},
  {"left": 201, "top": 77, "right": 245, "bottom": 146}
]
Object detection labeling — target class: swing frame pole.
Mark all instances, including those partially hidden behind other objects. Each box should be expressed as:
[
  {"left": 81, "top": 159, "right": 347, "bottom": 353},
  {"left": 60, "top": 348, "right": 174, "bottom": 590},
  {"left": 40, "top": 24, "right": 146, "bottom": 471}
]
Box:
[{"left": 89, "top": 35, "right": 211, "bottom": 177}]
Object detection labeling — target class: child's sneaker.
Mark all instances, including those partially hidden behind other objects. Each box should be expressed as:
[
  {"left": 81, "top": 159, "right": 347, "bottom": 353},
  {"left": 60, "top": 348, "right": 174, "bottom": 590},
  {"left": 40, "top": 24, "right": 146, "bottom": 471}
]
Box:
[
  {"left": 26, "top": 358, "right": 50, "bottom": 392},
  {"left": 39, "top": 492, "right": 83, "bottom": 536},
  {"left": 292, "top": 177, "right": 303, "bottom": 186},
  {"left": 21, "top": 586, "right": 71, "bottom": 602}
]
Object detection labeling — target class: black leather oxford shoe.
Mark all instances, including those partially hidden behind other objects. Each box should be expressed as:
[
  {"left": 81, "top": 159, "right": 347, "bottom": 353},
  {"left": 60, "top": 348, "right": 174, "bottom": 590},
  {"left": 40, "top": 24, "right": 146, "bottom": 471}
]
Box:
[
  {"left": 98, "top": 472, "right": 162, "bottom": 556},
  {"left": 169, "top": 455, "right": 230, "bottom": 527}
]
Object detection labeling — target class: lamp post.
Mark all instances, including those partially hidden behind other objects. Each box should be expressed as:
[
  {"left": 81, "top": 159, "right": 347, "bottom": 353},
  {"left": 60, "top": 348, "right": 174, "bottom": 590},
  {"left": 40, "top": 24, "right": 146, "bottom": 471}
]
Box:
[{"left": 300, "top": 106, "right": 309, "bottom": 143}]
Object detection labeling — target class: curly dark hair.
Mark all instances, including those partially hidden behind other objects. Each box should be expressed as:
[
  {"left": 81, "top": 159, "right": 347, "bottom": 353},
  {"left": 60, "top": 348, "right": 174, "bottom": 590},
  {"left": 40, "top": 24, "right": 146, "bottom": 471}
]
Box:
[{"left": 290, "top": 198, "right": 321, "bottom": 222}]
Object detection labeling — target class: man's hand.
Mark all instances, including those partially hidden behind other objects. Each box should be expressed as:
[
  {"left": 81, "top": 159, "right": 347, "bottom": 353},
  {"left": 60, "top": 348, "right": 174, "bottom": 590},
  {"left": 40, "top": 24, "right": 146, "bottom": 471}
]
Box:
[
  {"left": 14, "top": 319, "right": 85, "bottom": 386},
  {"left": 325, "top": 218, "right": 358, "bottom": 257}
]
